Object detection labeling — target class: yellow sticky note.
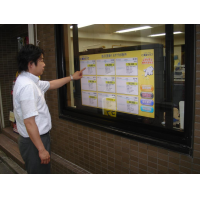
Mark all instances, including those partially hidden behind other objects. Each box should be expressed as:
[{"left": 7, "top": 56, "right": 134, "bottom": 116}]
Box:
[{"left": 9, "top": 111, "right": 15, "bottom": 122}]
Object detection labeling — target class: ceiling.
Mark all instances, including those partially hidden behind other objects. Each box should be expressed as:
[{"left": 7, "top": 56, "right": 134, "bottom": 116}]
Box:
[
  {"left": 71, "top": 24, "right": 185, "bottom": 49},
  {"left": 76, "top": 24, "right": 185, "bottom": 38}
]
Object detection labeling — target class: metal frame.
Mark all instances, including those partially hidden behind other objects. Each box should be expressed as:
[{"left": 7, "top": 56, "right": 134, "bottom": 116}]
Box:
[
  {"left": 0, "top": 82, "right": 5, "bottom": 131},
  {"left": 184, "top": 24, "right": 196, "bottom": 154},
  {"left": 165, "top": 24, "right": 174, "bottom": 129}
]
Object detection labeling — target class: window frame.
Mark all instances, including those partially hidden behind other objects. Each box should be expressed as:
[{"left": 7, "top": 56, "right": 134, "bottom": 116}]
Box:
[{"left": 55, "top": 24, "right": 196, "bottom": 155}]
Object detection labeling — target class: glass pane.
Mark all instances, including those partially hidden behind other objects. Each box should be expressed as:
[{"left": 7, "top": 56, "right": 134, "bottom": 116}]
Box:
[
  {"left": 173, "top": 24, "right": 185, "bottom": 130},
  {"left": 63, "top": 24, "right": 185, "bottom": 132}
]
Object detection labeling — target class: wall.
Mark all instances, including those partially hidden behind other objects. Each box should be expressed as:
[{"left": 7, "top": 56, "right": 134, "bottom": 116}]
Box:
[
  {"left": 38, "top": 24, "right": 200, "bottom": 174},
  {"left": 78, "top": 38, "right": 144, "bottom": 52},
  {"left": 0, "top": 25, "right": 28, "bottom": 128}
]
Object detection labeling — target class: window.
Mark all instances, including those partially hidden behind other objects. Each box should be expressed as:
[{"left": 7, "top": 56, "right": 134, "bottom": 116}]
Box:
[{"left": 55, "top": 24, "right": 195, "bottom": 155}]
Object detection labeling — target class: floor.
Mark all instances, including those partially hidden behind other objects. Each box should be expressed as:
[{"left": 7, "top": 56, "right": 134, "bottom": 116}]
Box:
[{"left": 0, "top": 159, "right": 14, "bottom": 174}]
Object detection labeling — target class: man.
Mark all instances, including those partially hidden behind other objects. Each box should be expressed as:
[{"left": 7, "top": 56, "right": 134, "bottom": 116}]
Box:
[{"left": 13, "top": 44, "right": 85, "bottom": 174}]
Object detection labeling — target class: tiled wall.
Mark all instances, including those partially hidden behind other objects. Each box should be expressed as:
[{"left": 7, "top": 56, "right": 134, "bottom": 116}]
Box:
[
  {"left": 0, "top": 25, "right": 28, "bottom": 128},
  {"left": 38, "top": 24, "right": 200, "bottom": 174}
]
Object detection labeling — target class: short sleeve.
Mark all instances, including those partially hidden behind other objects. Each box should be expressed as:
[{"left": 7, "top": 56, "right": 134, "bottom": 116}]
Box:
[
  {"left": 38, "top": 80, "right": 50, "bottom": 93},
  {"left": 19, "top": 84, "right": 38, "bottom": 119}
]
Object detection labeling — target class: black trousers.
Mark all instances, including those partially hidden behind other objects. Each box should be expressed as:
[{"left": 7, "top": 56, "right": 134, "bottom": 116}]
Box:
[{"left": 18, "top": 132, "right": 51, "bottom": 174}]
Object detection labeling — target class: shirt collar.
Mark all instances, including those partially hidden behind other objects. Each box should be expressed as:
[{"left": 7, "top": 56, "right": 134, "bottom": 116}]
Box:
[{"left": 20, "top": 71, "right": 39, "bottom": 84}]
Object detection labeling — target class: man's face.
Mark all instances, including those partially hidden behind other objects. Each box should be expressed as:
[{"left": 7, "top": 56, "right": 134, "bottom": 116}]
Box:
[{"left": 30, "top": 54, "right": 45, "bottom": 76}]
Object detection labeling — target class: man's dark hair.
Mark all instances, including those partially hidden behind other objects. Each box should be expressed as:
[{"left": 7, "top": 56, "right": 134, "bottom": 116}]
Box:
[{"left": 17, "top": 44, "right": 44, "bottom": 73}]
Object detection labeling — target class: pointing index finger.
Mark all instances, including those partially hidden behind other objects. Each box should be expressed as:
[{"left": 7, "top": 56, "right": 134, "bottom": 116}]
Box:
[{"left": 81, "top": 67, "right": 86, "bottom": 72}]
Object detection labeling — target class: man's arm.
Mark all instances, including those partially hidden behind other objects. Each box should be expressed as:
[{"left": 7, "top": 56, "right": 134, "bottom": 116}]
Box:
[
  {"left": 48, "top": 68, "right": 86, "bottom": 90},
  {"left": 24, "top": 116, "right": 50, "bottom": 164}
]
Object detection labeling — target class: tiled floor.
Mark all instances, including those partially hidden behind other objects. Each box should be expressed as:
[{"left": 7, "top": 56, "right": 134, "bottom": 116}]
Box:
[
  {"left": 0, "top": 132, "right": 25, "bottom": 169},
  {"left": 0, "top": 159, "right": 14, "bottom": 174}
]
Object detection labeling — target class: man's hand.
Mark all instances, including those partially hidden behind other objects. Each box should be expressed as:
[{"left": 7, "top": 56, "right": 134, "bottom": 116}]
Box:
[
  {"left": 72, "top": 68, "right": 86, "bottom": 80},
  {"left": 39, "top": 149, "right": 50, "bottom": 164},
  {"left": 49, "top": 68, "right": 86, "bottom": 90}
]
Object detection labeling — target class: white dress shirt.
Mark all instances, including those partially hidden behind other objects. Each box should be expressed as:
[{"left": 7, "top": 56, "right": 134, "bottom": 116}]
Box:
[{"left": 13, "top": 71, "right": 52, "bottom": 138}]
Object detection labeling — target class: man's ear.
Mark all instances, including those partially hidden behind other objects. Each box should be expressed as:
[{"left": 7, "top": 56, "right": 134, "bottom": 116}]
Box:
[
  {"left": 28, "top": 61, "right": 33, "bottom": 70},
  {"left": 28, "top": 61, "right": 33, "bottom": 72}
]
